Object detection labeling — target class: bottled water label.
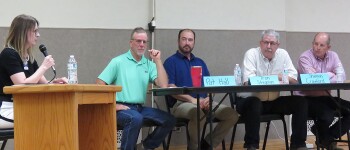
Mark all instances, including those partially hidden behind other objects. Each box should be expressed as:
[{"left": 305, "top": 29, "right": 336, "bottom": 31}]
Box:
[
  {"left": 335, "top": 63, "right": 344, "bottom": 83},
  {"left": 234, "top": 64, "right": 242, "bottom": 85},
  {"left": 67, "top": 55, "right": 78, "bottom": 84},
  {"left": 67, "top": 64, "right": 73, "bottom": 69},
  {"left": 282, "top": 64, "right": 289, "bottom": 84}
]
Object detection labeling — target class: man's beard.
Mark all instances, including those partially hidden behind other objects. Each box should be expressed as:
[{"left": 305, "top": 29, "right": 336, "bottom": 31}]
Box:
[
  {"left": 179, "top": 45, "right": 193, "bottom": 54},
  {"left": 137, "top": 50, "right": 145, "bottom": 57}
]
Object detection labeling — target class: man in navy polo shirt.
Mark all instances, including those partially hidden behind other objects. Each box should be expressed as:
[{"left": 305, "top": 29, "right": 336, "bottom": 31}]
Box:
[{"left": 163, "top": 29, "right": 238, "bottom": 150}]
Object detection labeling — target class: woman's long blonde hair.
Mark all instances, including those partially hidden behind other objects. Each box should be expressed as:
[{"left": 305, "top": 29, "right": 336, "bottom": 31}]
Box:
[{"left": 5, "top": 14, "right": 39, "bottom": 63}]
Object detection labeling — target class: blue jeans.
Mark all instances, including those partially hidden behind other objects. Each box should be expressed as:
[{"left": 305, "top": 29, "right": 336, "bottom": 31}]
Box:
[{"left": 117, "top": 103, "right": 175, "bottom": 150}]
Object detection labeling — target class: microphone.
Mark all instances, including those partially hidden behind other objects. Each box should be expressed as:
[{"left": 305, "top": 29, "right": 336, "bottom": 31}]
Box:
[{"left": 39, "top": 44, "right": 56, "bottom": 74}]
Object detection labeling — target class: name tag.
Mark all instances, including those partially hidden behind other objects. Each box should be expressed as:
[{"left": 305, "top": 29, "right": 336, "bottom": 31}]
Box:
[
  {"left": 203, "top": 76, "right": 235, "bottom": 87},
  {"left": 300, "top": 73, "right": 330, "bottom": 84},
  {"left": 249, "top": 75, "right": 279, "bottom": 85}
]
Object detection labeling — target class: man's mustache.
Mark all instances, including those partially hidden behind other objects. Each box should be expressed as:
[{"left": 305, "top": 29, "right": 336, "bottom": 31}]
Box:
[{"left": 183, "top": 45, "right": 191, "bottom": 49}]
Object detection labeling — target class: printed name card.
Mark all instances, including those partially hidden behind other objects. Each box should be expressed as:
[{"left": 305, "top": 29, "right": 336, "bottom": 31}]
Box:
[
  {"left": 203, "top": 76, "right": 235, "bottom": 87},
  {"left": 300, "top": 73, "right": 330, "bottom": 84},
  {"left": 249, "top": 75, "right": 279, "bottom": 85}
]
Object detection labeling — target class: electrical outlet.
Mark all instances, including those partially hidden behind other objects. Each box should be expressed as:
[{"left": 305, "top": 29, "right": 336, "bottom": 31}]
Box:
[{"left": 173, "top": 127, "right": 181, "bottom": 132}]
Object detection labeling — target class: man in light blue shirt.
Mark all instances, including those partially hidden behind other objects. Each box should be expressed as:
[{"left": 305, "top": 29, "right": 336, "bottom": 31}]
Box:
[{"left": 97, "top": 27, "right": 175, "bottom": 150}]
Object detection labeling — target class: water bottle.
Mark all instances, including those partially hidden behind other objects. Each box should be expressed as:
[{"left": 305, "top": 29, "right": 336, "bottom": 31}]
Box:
[
  {"left": 336, "top": 63, "right": 344, "bottom": 83},
  {"left": 234, "top": 64, "right": 242, "bottom": 85},
  {"left": 67, "top": 55, "right": 78, "bottom": 84},
  {"left": 282, "top": 63, "right": 289, "bottom": 84}
]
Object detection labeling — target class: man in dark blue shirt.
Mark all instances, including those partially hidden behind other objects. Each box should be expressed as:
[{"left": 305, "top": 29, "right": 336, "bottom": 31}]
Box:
[{"left": 163, "top": 29, "right": 238, "bottom": 150}]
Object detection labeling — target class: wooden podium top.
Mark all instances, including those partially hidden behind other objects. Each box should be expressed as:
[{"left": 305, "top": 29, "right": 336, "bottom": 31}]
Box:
[{"left": 4, "top": 84, "right": 122, "bottom": 94}]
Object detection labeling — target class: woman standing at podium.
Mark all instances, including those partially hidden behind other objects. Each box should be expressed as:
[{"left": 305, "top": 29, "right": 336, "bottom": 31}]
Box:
[{"left": 0, "top": 14, "right": 67, "bottom": 128}]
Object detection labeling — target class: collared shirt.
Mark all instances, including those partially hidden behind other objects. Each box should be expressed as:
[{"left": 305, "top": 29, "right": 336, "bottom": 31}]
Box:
[
  {"left": 240, "top": 47, "right": 298, "bottom": 100},
  {"left": 242, "top": 47, "right": 298, "bottom": 82},
  {"left": 296, "top": 49, "right": 346, "bottom": 96},
  {"left": 98, "top": 50, "right": 157, "bottom": 104},
  {"left": 164, "top": 50, "right": 210, "bottom": 98}
]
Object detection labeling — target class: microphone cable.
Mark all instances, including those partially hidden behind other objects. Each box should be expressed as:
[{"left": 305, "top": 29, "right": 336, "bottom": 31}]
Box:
[{"left": 48, "top": 69, "right": 56, "bottom": 83}]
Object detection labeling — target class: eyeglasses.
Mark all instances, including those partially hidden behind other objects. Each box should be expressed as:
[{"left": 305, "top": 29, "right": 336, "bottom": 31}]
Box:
[
  {"left": 132, "top": 39, "right": 148, "bottom": 44},
  {"left": 261, "top": 41, "right": 278, "bottom": 46}
]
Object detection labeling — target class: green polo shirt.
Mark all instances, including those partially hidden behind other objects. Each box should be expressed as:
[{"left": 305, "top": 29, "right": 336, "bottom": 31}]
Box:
[{"left": 98, "top": 50, "right": 157, "bottom": 104}]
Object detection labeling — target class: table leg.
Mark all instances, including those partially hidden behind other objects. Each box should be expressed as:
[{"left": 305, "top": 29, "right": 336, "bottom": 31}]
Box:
[
  {"left": 209, "top": 93, "right": 213, "bottom": 150},
  {"left": 197, "top": 94, "right": 201, "bottom": 150}
]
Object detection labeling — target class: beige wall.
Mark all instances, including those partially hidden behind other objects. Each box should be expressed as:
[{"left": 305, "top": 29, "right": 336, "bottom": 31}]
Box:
[
  {"left": 2, "top": 0, "right": 350, "bottom": 32},
  {"left": 286, "top": 0, "right": 350, "bottom": 32},
  {"left": 1, "top": 0, "right": 350, "bottom": 147}
]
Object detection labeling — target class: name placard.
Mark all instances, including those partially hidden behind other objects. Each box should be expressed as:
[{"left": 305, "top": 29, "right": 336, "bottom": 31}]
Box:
[
  {"left": 249, "top": 75, "right": 279, "bottom": 85},
  {"left": 203, "top": 76, "right": 235, "bottom": 87},
  {"left": 300, "top": 73, "right": 330, "bottom": 84}
]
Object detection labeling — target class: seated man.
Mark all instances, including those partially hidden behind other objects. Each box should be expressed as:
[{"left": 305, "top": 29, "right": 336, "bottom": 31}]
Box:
[
  {"left": 163, "top": 29, "right": 238, "bottom": 150},
  {"left": 297, "top": 32, "right": 350, "bottom": 149},
  {"left": 237, "top": 29, "right": 308, "bottom": 150},
  {"left": 96, "top": 27, "right": 175, "bottom": 150}
]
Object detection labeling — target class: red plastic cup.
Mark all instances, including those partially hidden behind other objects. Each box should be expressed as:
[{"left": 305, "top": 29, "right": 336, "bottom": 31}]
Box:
[{"left": 191, "top": 66, "right": 202, "bottom": 87}]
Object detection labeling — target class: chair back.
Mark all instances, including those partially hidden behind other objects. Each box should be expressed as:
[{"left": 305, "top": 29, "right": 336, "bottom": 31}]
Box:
[
  {"left": 228, "top": 93, "right": 239, "bottom": 109},
  {"left": 0, "top": 116, "right": 13, "bottom": 123},
  {"left": 0, "top": 128, "right": 14, "bottom": 140},
  {"left": 0, "top": 128, "right": 14, "bottom": 150}
]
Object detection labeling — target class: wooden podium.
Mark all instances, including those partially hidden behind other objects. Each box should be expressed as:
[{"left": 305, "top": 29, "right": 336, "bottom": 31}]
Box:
[{"left": 4, "top": 84, "right": 122, "bottom": 150}]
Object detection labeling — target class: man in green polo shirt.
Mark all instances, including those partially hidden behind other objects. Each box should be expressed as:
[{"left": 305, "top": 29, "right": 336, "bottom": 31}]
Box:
[{"left": 96, "top": 27, "right": 175, "bottom": 150}]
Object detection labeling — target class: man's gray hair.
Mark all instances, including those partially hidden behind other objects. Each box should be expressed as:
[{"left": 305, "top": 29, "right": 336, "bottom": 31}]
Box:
[
  {"left": 261, "top": 29, "right": 280, "bottom": 43},
  {"left": 130, "top": 27, "right": 146, "bottom": 40}
]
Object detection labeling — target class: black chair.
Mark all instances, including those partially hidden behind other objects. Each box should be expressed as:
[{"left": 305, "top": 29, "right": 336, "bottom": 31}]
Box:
[
  {"left": 0, "top": 128, "right": 14, "bottom": 150},
  {"left": 165, "top": 95, "right": 226, "bottom": 150},
  {"left": 310, "top": 115, "right": 350, "bottom": 150},
  {"left": 0, "top": 114, "right": 14, "bottom": 150},
  {"left": 306, "top": 89, "right": 350, "bottom": 150},
  {"left": 228, "top": 93, "right": 289, "bottom": 150},
  {"left": 117, "top": 119, "right": 167, "bottom": 150},
  {"left": 328, "top": 91, "right": 350, "bottom": 150},
  {"left": 164, "top": 96, "right": 190, "bottom": 150}
]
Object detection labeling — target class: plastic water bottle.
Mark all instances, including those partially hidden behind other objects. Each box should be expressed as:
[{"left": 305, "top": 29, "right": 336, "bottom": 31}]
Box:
[
  {"left": 67, "top": 55, "right": 78, "bottom": 84},
  {"left": 336, "top": 63, "right": 344, "bottom": 83},
  {"left": 234, "top": 64, "right": 242, "bottom": 85},
  {"left": 282, "top": 63, "right": 289, "bottom": 84}
]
